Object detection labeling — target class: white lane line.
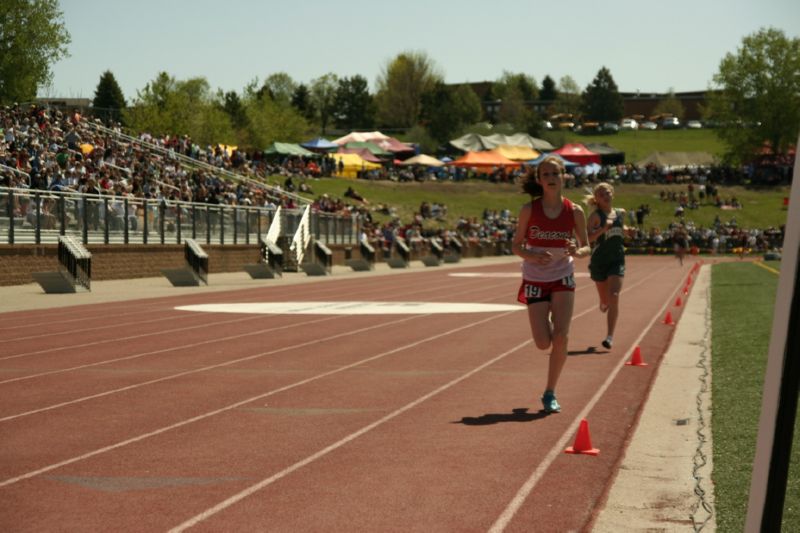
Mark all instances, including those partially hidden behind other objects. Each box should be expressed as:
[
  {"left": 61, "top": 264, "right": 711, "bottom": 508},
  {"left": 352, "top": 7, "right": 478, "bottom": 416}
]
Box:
[
  {"left": 0, "top": 277, "right": 510, "bottom": 388},
  {"left": 0, "top": 270, "right": 491, "bottom": 360},
  {"left": 488, "top": 266, "right": 682, "bottom": 532},
  {"left": 0, "top": 310, "right": 514, "bottom": 488},
  {"left": 167, "top": 337, "right": 533, "bottom": 532},
  {"left": 167, "top": 266, "right": 668, "bottom": 531}
]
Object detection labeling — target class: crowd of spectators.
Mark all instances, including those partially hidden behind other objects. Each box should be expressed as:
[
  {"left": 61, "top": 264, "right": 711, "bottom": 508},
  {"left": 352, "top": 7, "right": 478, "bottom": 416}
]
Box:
[{"left": 0, "top": 103, "right": 788, "bottom": 256}]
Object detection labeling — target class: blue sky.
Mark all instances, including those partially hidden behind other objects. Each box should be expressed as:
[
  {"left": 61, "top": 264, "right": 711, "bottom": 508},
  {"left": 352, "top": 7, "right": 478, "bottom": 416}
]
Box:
[{"left": 45, "top": 0, "right": 800, "bottom": 101}]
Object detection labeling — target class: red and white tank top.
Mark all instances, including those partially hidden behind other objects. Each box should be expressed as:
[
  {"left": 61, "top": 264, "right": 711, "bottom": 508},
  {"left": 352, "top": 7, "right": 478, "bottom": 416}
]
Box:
[{"left": 521, "top": 197, "right": 577, "bottom": 282}]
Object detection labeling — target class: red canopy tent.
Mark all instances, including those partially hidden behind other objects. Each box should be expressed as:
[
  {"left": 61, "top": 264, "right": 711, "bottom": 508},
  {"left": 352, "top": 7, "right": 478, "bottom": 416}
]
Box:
[
  {"left": 552, "top": 143, "right": 601, "bottom": 165},
  {"left": 450, "top": 150, "right": 521, "bottom": 171}
]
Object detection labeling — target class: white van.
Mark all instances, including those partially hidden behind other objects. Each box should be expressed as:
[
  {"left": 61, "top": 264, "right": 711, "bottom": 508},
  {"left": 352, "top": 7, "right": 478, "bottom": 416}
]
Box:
[{"left": 620, "top": 118, "right": 638, "bottom": 130}]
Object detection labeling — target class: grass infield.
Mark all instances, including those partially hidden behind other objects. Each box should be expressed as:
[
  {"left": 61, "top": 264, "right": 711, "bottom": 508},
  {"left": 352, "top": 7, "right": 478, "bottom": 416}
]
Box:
[{"left": 711, "top": 260, "right": 798, "bottom": 531}]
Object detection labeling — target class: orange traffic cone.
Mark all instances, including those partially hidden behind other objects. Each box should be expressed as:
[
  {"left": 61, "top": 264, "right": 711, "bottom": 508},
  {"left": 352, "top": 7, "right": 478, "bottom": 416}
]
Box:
[
  {"left": 565, "top": 418, "right": 600, "bottom": 455},
  {"left": 625, "top": 345, "right": 648, "bottom": 366},
  {"left": 663, "top": 310, "right": 675, "bottom": 325},
  {"left": 675, "top": 296, "right": 682, "bottom": 306}
]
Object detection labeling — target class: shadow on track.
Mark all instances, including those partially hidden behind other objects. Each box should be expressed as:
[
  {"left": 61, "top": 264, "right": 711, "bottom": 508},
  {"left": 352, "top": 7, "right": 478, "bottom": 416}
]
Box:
[{"left": 454, "top": 407, "right": 550, "bottom": 425}]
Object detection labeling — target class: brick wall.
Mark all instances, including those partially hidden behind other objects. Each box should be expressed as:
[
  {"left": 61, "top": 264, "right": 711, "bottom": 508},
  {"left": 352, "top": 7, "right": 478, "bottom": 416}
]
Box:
[{"left": 0, "top": 241, "right": 509, "bottom": 286}]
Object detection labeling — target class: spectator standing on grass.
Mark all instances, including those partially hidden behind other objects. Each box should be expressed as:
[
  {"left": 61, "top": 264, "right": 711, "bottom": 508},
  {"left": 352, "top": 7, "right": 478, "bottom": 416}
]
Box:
[
  {"left": 512, "top": 157, "right": 590, "bottom": 414},
  {"left": 585, "top": 182, "right": 627, "bottom": 350}
]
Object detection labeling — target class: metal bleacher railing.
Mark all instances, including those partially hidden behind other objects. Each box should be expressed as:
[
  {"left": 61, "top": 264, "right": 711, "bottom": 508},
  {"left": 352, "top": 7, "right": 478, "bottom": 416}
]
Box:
[
  {"left": 0, "top": 186, "right": 359, "bottom": 249},
  {"left": 82, "top": 121, "right": 310, "bottom": 209}
]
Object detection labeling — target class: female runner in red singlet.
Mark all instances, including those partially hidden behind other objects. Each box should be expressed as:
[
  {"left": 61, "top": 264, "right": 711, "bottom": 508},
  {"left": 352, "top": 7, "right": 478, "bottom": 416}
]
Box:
[{"left": 512, "top": 156, "right": 590, "bottom": 413}]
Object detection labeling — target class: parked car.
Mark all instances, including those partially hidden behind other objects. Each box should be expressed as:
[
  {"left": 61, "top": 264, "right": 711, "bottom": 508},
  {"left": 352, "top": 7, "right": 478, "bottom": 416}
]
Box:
[
  {"left": 602, "top": 122, "right": 620, "bottom": 133},
  {"left": 640, "top": 121, "right": 658, "bottom": 130},
  {"left": 661, "top": 117, "right": 681, "bottom": 129},
  {"left": 620, "top": 118, "right": 639, "bottom": 130},
  {"left": 686, "top": 120, "right": 703, "bottom": 129}
]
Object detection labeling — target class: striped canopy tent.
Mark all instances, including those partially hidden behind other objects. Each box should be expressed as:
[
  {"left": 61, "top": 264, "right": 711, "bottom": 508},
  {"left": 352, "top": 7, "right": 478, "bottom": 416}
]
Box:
[{"left": 343, "top": 141, "right": 392, "bottom": 157}]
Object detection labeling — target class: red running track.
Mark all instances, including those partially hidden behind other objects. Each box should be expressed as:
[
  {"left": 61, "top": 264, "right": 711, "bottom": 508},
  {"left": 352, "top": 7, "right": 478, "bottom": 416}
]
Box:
[{"left": 0, "top": 256, "right": 697, "bottom": 532}]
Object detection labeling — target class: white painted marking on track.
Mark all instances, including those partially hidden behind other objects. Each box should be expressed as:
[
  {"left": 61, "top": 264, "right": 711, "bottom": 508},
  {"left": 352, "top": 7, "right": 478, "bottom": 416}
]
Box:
[
  {"left": 175, "top": 302, "right": 524, "bottom": 315},
  {"left": 449, "top": 272, "right": 590, "bottom": 278}
]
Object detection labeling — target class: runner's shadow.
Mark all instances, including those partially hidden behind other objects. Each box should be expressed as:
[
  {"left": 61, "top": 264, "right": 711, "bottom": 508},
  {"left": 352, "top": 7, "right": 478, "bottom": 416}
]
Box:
[
  {"left": 455, "top": 408, "right": 549, "bottom": 426},
  {"left": 568, "top": 346, "right": 607, "bottom": 356}
]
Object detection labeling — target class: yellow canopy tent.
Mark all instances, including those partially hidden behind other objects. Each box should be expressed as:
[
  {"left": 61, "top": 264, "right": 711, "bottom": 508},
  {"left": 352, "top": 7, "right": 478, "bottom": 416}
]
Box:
[
  {"left": 332, "top": 153, "right": 381, "bottom": 179},
  {"left": 494, "top": 144, "right": 540, "bottom": 161}
]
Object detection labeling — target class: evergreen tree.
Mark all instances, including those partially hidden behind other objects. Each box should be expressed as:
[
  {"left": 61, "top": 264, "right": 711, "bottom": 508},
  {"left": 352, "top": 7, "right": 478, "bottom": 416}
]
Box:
[
  {"left": 92, "top": 70, "right": 126, "bottom": 123},
  {"left": 540, "top": 75, "right": 557, "bottom": 102},
  {"left": 581, "top": 67, "right": 623, "bottom": 122},
  {"left": 333, "top": 75, "right": 375, "bottom": 130},
  {"left": 291, "top": 84, "right": 315, "bottom": 122}
]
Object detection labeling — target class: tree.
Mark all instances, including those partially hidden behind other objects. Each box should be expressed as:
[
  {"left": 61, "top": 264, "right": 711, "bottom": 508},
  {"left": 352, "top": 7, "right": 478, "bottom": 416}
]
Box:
[
  {"left": 219, "top": 90, "right": 248, "bottom": 130},
  {"left": 374, "top": 51, "right": 443, "bottom": 128},
  {"left": 708, "top": 27, "right": 800, "bottom": 163},
  {"left": 652, "top": 88, "right": 685, "bottom": 120},
  {"left": 581, "top": 66, "right": 623, "bottom": 122},
  {"left": 309, "top": 73, "right": 339, "bottom": 134},
  {"left": 92, "top": 71, "right": 126, "bottom": 124},
  {"left": 291, "top": 83, "right": 315, "bottom": 122},
  {"left": 493, "top": 71, "right": 538, "bottom": 102},
  {"left": 123, "top": 73, "right": 235, "bottom": 146},
  {"left": 540, "top": 75, "right": 557, "bottom": 102},
  {"left": 420, "top": 82, "right": 482, "bottom": 144},
  {"left": 553, "top": 75, "right": 582, "bottom": 117},
  {"left": 261, "top": 72, "right": 297, "bottom": 106},
  {"left": 0, "top": 0, "right": 71, "bottom": 103},
  {"left": 333, "top": 75, "right": 375, "bottom": 130}
]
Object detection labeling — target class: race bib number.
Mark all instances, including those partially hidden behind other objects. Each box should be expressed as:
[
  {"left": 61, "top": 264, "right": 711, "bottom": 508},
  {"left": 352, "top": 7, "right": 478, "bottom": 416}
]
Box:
[
  {"left": 524, "top": 284, "right": 542, "bottom": 299},
  {"left": 561, "top": 274, "right": 576, "bottom": 288}
]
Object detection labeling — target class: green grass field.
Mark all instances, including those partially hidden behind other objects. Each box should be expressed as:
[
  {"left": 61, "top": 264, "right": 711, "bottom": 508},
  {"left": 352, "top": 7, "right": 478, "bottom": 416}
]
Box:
[
  {"left": 545, "top": 128, "right": 728, "bottom": 164},
  {"left": 711, "top": 260, "right": 798, "bottom": 531}
]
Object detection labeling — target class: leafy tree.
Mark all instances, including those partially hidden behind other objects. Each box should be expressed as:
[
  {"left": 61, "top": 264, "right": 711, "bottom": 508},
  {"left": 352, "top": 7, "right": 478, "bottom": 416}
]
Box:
[
  {"left": 309, "top": 73, "right": 339, "bottom": 134},
  {"left": 540, "top": 75, "right": 557, "bottom": 102},
  {"left": 241, "top": 94, "right": 313, "bottom": 148},
  {"left": 291, "top": 83, "right": 315, "bottom": 122},
  {"left": 261, "top": 72, "right": 296, "bottom": 106},
  {"left": 374, "top": 51, "right": 443, "bottom": 128},
  {"left": 652, "top": 88, "right": 685, "bottom": 120},
  {"left": 92, "top": 70, "right": 126, "bottom": 124},
  {"left": 581, "top": 66, "right": 623, "bottom": 122},
  {"left": 553, "top": 75, "right": 582, "bottom": 117},
  {"left": 493, "top": 71, "right": 538, "bottom": 101},
  {"left": 420, "top": 82, "right": 481, "bottom": 144},
  {"left": 0, "top": 0, "right": 71, "bottom": 103},
  {"left": 333, "top": 75, "right": 375, "bottom": 130},
  {"left": 708, "top": 27, "right": 800, "bottom": 162},
  {"left": 123, "top": 72, "right": 235, "bottom": 146}
]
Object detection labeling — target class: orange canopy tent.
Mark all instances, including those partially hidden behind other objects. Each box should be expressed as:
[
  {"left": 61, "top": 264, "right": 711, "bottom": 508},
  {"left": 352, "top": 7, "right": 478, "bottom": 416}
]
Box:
[{"left": 450, "top": 150, "right": 521, "bottom": 172}]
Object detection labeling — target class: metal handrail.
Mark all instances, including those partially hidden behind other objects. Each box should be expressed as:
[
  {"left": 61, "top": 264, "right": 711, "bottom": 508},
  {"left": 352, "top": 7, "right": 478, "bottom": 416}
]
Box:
[
  {"left": 0, "top": 186, "right": 357, "bottom": 248},
  {"left": 82, "top": 121, "right": 310, "bottom": 206}
]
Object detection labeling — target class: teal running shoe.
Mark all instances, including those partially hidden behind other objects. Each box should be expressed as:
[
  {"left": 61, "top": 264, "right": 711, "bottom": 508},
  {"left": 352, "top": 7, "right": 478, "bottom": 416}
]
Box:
[{"left": 541, "top": 391, "right": 561, "bottom": 413}]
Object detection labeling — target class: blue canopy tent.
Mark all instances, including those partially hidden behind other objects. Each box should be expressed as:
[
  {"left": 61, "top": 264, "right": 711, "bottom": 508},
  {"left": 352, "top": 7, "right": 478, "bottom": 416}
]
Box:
[{"left": 301, "top": 137, "right": 339, "bottom": 152}]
